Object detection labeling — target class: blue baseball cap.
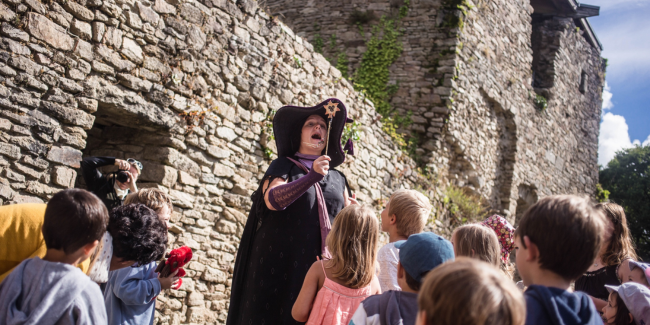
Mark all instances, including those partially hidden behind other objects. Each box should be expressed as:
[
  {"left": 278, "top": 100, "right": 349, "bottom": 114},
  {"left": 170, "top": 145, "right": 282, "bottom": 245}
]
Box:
[{"left": 394, "top": 232, "right": 455, "bottom": 283}]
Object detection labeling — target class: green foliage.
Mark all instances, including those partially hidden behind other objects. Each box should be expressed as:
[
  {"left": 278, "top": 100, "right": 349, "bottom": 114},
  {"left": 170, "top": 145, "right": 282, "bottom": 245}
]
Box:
[
  {"left": 341, "top": 121, "right": 360, "bottom": 150},
  {"left": 533, "top": 94, "right": 547, "bottom": 111},
  {"left": 442, "top": 186, "right": 488, "bottom": 224},
  {"left": 329, "top": 34, "right": 337, "bottom": 50},
  {"left": 313, "top": 34, "right": 324, "bottom": 54},
  {"left": 336, "top": 52, "right": 349, "bottom": 78},
  {"left": 293, "top": 55, "right": 302, "bottom": 68},
  {"left": 600, "top": 145, "right": 650, "bottom": 259},
  {"left": 399, "top": 0, "right": 410, "bottom": 19},
  {"left": 595, "top": 183, "right": 610, "bottom": 203},
  {"left": 354, "top": 17, "right": 403, "bottom": 118}
]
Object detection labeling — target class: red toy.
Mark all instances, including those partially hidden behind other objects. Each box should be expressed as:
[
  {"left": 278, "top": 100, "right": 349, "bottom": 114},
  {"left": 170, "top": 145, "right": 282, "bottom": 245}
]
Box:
[{"left": 155, "top": 246, "right": 193, "bottom": 290}]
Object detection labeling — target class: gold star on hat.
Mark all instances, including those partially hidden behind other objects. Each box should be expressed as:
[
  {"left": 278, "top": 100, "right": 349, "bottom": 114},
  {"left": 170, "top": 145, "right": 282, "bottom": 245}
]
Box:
[{"left": 324, "top": 100, "right": 340, "bottom": 118}]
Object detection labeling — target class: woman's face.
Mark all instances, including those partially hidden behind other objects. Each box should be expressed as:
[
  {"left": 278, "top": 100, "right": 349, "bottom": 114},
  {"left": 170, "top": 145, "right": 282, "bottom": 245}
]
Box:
[{"left": 299, "top": 115, "right": 327, "bottom": 154}]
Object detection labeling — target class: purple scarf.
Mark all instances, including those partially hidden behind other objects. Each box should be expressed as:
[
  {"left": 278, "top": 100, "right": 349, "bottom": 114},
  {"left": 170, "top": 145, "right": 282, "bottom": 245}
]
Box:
[{"left": 287, "top": 155, "right": 331, "bottom": 258}]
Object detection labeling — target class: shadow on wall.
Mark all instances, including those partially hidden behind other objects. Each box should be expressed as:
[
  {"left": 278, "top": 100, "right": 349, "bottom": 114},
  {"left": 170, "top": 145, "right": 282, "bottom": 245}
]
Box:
[
  {"left": 515, "top": 184, "right": 539, "bottom": 226},
  {"left": 74, "top": 105, "right": 181, "bottom": 197}
]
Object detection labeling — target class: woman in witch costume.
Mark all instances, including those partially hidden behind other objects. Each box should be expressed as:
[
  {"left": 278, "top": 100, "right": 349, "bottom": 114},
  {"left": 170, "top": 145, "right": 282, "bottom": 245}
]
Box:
[{"left": 226, "top": 99, "right": 357, "bottom": 325}]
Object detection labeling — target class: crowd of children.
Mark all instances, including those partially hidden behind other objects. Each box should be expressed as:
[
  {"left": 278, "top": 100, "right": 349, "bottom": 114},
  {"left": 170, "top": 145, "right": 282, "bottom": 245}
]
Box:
[{"left": 1, "top": 185, "right": 650, "bottom": 325}]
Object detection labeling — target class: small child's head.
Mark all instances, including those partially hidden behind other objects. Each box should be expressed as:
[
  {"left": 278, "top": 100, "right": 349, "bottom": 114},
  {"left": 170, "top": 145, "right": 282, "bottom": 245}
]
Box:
[
  {"left": 451, "top": 224, "right": 500, "bottom": 267},
  {"left": 514, "top": 195, "right": 604, "bottom": 286},
  {"left": 43, "top": 189, "right": 109, "bottom": 261},
  {"left": 416, "top": 257, "right": 526, "bottom": 325},
  {"left": 603, "top": 283, "right": 650, "bottom": 325},
  {"left": 327, "top": 205, "right": 379, "bottom": 289},
  {"left": 381, "top": 189, "right": 431, "bottom": 237},
  {"left": 108, "top": 203, "right": 168, "bottom": 269},
  {"left": 395, "top": 232, "right": 454, "bottom": 292},
  {"left": 124, "top": 188, "right": 173, "bottom": 229},
  {"left": 626, "top": 261, "right": 650, "bottom": 288}
]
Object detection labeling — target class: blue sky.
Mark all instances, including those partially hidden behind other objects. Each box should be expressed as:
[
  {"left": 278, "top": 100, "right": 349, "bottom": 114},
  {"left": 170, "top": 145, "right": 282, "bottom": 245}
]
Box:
[{"left": 586, "top": 0, "right": 650, "bottom": 166}]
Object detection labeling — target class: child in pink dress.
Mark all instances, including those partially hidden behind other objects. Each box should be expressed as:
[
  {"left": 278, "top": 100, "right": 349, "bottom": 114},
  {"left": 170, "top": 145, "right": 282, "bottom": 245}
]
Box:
[{"left": 292, "top": 205, "right": 382, "bottom": 325}]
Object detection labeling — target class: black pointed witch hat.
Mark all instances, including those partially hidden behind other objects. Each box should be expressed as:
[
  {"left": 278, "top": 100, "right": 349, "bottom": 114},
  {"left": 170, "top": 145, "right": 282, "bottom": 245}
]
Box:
[{"left": 272, "top": 98, "right": 350, "bottom": 168}]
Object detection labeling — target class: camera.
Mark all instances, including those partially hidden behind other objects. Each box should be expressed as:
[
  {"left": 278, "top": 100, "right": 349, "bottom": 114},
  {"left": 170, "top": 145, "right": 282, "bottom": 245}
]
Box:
[{"left": 116, "top": 171, "right": 130, "bottom": 183}]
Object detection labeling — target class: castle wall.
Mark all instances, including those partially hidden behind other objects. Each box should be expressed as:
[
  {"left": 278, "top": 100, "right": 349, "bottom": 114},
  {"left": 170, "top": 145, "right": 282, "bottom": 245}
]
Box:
[
  {"left": 0, "top": 0, "right": 433, "bottom": 323},
  {"left": 266, "top": 0, "right": 605, "bottom": 219},
  {"left": 448, "top": 0, "right": 604, "bottom": 218}
]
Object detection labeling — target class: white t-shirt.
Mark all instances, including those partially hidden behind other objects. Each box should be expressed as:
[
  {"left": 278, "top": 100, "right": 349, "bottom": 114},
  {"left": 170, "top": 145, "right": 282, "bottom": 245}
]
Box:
[{"left": 377, "top": 242, "right": 401, "bottom": 292}]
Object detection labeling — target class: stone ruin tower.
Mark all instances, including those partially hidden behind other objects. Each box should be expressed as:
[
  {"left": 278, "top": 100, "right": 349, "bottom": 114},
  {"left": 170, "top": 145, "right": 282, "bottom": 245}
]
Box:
[
  {"left": 0, "top": 0, "right": 602, "bottom": 322},
  {"left": 267, "top": 0, "right": 606, "bottom": 221}
]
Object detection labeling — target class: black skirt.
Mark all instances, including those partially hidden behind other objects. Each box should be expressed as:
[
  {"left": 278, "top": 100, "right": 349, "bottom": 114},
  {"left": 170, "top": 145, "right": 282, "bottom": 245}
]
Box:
[{"left": 227, "top": 157, "right": 347, "bottom": 325}]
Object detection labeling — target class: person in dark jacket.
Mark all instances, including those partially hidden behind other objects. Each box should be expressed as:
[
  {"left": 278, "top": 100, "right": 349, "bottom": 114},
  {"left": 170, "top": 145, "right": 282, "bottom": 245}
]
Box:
[
  {"left": 80, "top": 156, "right": 142, "bottom": 211},
  {"left": 515, "top": 195, "right": 604, "bottom": 325}
]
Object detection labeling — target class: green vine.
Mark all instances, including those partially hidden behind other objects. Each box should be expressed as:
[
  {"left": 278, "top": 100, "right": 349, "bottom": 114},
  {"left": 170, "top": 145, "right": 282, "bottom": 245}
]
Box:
[
  {"left": 533, "top": 94, "right": 548, "bottom": 111},
  {"left": 313, "top": 34, "right": 324, "bottom": 54},
  {"left": 341, "top": 121, "right": 361, "bottom": 149},
  {"left": 336, "top": 52, "right": 349, "bottom": 78},
  {"left": 595, "top": 183, "right": 610, "bottom": 203}
]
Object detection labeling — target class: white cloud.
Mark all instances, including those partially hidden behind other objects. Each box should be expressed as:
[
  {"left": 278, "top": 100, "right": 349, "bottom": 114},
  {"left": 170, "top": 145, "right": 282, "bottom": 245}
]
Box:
[
  {"left": 602, "top": 82, "right": 613, "bottom": 110},
  {"left": 643, "top": 135, "right": 650, "bottom": 147},
  {"left": 599, "top": 112, "right": 633, "bottom": 166},
  {"left": 598, "top": 86, "right": 650, "bottom": 165}
]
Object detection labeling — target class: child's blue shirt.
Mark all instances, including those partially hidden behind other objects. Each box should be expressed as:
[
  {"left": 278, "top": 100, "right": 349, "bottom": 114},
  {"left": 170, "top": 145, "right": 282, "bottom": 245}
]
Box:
[{"left": 103, "top": 261, "right": 161, "bottom": 325}]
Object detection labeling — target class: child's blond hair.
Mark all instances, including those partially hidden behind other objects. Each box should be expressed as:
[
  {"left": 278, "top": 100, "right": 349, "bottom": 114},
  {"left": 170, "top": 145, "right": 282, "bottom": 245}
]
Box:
[
  {"left": 326, "top": 205, "right": 379, "bottom": 289},
  {"left": 124, "top": 188, "right": 173, "bottom": 213},
  {"left": 453, "top": 224, "right": 500, "bottom": 266},
  {"left": 418, "top": 257, "right": 526, "bottom": 325},
  {"left": 387, "top": 189, "right": 431, "bottom": 237}
]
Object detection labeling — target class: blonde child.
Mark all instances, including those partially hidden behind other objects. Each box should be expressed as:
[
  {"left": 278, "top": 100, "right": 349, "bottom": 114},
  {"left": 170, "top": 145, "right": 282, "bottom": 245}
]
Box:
[
  {"left": 415, "top": 257, "right": 526, "bottom": 325},
  {"left": 378, "top": 190, "right": 431, "bottom": 291},
  {"left": 292, "top": 205, "right": 382, "bottom": 325},
  {"left": 602, "top": 283, "right": 650, "bottom": 325},
  {"left": 124, "top": 188, "right": 173, "bottom": 229},
  {"left": 451, "top": 224, "right": 501, "bottom": 266}
]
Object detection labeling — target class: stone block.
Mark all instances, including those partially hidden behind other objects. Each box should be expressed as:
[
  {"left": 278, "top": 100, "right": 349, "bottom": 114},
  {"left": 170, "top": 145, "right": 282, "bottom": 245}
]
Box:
[
  {"left": 117, "top": 73, "right": 152, "bottom": 92},
  {"left": 0, "top": 4, "right": 16, "bottom": 23},
  {"left": 74, "top": 39, "right": 94, "bottom": 61},
  {"left": 215, "top": 219, "right": 237, "bottom": 234},
  {"left": 103, "top": 27, "right": 123, "bottom": 48},
  {"left": 62, "top": 1, "right": 94, "bottom": 21},
  {"left": 92, "top": 21, "right": 105, "bottom": 42},
  {"left": 187, "top": 291, "right": 204, "bottom": 307},
  {"left": 52, "top": 166, "right": 77, "bottom": 188},
  {"left": 127, "top": 11, "right": 143, "bottom": 30},
  {"left": 26, "top": 13, "right": 74, "bottom": 51},
  {"left": 137, "top": 2, "right": 159, "bottom": 25},
  {"left": 206, "top": 145, "right": 230, "bottom": 159},
  {"left": 178, "top": 170, "right": 200, "bottom": 186},
  {"left": 40, "top": 101, "right": 95, "bottom": 129},
  {"left": 215, "top": 127, "right": 237, "bottom": 141},
  {"left": 47, "top": 146, "right": 82, "bottom": 168},
  {"left": 140, "top": 162, "right": 177, "bottom": 187},
  {"left": 71, "top": 19, "right": 92, "bottom": 40},
  {"left": 153, "top": 0, "right": 176, "bottom": 14},
  {"left": 121, "top": 37, "right": 143, "bottom": 64},
  {"left": 212, "top": 163, "right": 234, "bottom": 177},
  {"left": 91, "top": 60, "right": 115, "bottom": 76},
  {"left": 1, "top": 22, "right": 29, "bottom": 42},
  {"left": 0, "top": 142, "right": 21, "bottom": 160}
]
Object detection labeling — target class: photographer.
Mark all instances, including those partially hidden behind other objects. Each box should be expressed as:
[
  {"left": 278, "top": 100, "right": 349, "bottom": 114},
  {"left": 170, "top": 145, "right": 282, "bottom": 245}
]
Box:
[{"left": 80, "top": 156, "right": 142, "bottom": 211}]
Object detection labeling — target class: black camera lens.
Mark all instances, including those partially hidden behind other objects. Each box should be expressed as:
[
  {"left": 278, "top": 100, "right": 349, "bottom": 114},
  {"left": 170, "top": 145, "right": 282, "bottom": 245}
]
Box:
[{"left": 116, "top": 171, "right": 129, "bottom": 183}]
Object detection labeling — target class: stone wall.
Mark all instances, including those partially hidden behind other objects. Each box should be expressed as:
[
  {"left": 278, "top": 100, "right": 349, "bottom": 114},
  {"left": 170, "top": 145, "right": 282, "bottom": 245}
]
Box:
[
  {"left": 0, "top": 0, "right": 435, "bottom": 323},
  {"left": 266, "top": 0, "right": 605, "bottom": 220},
  {"left": 266, "top": 0, "right": 458, "bottom": 165}
]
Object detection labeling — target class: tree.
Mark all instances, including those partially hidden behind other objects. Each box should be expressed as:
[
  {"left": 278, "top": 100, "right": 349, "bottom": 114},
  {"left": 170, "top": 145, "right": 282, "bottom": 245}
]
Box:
[{"left": 599, "top": 145, "right": 650, "bottom": 260}]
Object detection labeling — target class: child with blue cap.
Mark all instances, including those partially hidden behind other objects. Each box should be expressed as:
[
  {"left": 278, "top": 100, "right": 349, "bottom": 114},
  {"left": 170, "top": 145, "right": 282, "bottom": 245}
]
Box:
[{"left": 349, "top": 232, "right": 454, "bottom": 325}]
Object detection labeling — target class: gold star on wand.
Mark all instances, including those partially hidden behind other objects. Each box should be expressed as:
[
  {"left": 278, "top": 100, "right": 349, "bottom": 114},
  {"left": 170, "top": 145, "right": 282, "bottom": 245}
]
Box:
[
  {"left": 323, "top": 100, "right": 340, "bottom": 154},
  {"left": 324, "top": 101, "right": 340, "bottom": 118}
]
